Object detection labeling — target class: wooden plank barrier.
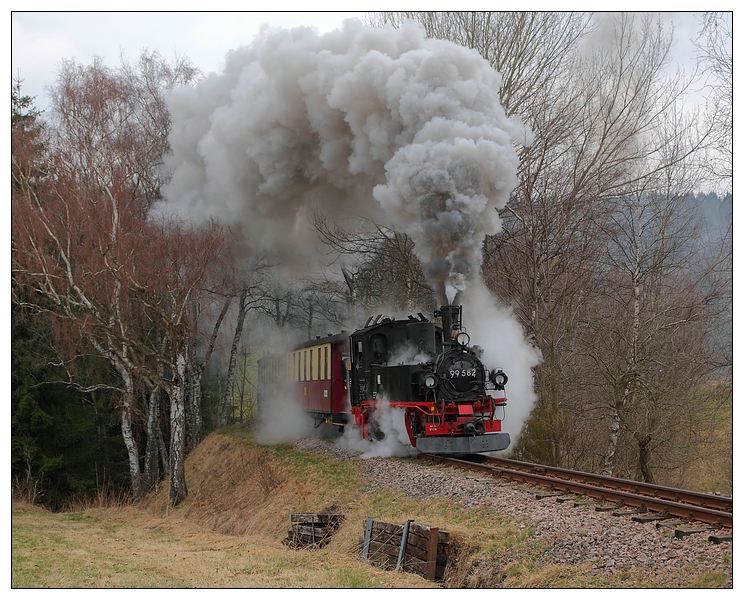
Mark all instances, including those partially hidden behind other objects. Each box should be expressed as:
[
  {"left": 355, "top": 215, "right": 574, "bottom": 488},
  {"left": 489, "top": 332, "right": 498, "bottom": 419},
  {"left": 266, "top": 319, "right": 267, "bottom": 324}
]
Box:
[
  {"left": 284, "top": 513, "right": 345, "bottom": 549},
  {"left": 361, "top": 518, "right": 451, "bottom": 581}
]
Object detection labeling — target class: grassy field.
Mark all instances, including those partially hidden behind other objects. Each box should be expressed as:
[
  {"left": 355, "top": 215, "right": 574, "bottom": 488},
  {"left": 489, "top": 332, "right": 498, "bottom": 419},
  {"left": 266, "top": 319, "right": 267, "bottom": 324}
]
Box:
[
  {"left": 681, "top": 383, "right": 733, "bottom": 495},
  {"left": 11, "top": 427, "right": 732, "bottom": 588},
  {"left": 12, "top": 501, "right": 433, "bottom": 588}
]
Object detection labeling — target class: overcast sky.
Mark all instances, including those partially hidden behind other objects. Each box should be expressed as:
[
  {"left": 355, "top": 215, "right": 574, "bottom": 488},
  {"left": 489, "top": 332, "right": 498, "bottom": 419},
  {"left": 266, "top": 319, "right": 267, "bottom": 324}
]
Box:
[
  {"left": 11, "top": 9, "right": 721, "bottom": 113},
  {"left": 11, "top": 10, "right": 366, "bottom": 110}
]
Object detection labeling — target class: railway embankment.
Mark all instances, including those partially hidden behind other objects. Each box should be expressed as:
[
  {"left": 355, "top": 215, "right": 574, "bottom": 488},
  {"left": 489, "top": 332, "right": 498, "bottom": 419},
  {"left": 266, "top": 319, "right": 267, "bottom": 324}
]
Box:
[{"left": 147, "top": 429, "right": 734, "bottom": 587}]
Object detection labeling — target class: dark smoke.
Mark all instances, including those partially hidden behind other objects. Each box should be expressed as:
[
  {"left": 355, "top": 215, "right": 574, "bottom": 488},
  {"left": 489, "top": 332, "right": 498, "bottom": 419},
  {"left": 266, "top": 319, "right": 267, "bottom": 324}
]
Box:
[{"left": 158, "top": 19, "right": 529, "bottom": 298}]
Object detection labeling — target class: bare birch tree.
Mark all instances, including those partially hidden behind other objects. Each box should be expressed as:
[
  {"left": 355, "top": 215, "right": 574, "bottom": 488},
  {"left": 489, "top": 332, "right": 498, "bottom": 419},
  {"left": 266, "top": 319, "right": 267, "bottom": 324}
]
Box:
[
  {"left": 220, "top": 282, "right": 256, "bottom": 427},
  {"left": 11, "top": 50, "right": 233, "bottom": 506},
  {"left": 186, "top": 291, "right": 233, "bottom": 448},
  {"left": 585, "top": 182, "right": 726, "bottom": 481},
  {"left": 694, "top": 12, "right": 732, "bottom": 191}
]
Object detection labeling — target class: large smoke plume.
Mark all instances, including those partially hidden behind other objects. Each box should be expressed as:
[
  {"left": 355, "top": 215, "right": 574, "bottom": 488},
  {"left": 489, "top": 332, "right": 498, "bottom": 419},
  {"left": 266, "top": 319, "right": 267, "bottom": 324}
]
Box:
[
  {"left": 159, "top": 19, "right": 528, "bottom": 300},
  {"left": 159, "top": 19, "right": 540, "bottom": 446}
]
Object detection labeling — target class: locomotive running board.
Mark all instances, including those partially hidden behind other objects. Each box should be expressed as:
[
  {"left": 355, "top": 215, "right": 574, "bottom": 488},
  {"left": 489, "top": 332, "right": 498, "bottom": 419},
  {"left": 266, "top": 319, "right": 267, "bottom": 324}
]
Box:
[{"left": 416, "top": 432, "right": 511, "bottom": 454}]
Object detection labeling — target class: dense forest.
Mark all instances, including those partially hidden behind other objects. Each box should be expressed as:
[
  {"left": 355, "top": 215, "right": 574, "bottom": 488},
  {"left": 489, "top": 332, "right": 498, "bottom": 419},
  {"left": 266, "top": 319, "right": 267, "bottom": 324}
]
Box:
[{"left": 11, "top": 12, "right": 732, "bottom": 510}]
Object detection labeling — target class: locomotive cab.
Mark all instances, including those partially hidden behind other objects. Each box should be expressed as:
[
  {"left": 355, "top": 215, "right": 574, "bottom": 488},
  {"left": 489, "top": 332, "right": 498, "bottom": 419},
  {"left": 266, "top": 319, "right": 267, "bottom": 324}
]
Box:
[{"left": 348, "top": 313, "right": 442, "bottom": 407}]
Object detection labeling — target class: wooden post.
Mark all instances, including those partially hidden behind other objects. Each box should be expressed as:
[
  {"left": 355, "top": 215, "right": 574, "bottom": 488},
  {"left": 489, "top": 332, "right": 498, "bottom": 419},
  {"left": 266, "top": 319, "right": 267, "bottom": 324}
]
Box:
[{"left": 425, "top": 526, "right": 439, "bottom": 580}]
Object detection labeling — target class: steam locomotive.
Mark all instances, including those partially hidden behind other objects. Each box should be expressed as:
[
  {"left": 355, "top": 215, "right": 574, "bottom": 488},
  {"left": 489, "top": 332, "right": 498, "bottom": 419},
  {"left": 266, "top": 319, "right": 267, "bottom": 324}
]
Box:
[{"left": 257, "top": 305, "right": 510, "bottom": 454}]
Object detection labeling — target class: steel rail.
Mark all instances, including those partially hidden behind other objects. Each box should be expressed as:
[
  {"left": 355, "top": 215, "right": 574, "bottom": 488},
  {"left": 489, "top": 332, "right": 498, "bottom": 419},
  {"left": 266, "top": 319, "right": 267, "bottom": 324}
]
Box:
[
  {"left": 423, "top": 455, "right": 732, "bottom": 528},
  {"left": 483, "top": 457, "right": 733, "bottom": 513}
]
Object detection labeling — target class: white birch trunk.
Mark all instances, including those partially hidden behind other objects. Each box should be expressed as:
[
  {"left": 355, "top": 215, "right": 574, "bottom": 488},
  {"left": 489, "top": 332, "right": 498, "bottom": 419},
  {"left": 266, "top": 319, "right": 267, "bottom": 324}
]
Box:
[
  {"left": 109, "top": 353, "right": 142, "bottom": 501},
  {"left": 221, "top": 286, "right": 249, "bottom": 427},
  {"left": 603, "top": 205, "right": 642, "bottom": 477},
  {"left": 168, "top": 351, "right": 188, "bottom": 506},
  {"left": 143, "top": 383, "right": 161, "bottom": 492},
  {"left": 602, "top": 399, "right": 622, "bottom": 477}
]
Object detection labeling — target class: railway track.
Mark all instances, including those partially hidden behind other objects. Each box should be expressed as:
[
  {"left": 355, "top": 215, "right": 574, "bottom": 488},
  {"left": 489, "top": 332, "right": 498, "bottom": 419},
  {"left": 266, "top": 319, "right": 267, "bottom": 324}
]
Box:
[{"left": 422, "top": 454, "right": 733, "bottom": 530}]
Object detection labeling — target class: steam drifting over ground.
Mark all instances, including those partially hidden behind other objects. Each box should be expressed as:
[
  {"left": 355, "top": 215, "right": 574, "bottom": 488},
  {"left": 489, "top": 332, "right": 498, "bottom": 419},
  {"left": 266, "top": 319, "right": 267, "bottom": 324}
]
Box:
[
  {"left": 337, "top": 396, "right": 418, "bottom": 459},
  {"left": 255, "top": 382, "right": 315, "bottom": 445}
]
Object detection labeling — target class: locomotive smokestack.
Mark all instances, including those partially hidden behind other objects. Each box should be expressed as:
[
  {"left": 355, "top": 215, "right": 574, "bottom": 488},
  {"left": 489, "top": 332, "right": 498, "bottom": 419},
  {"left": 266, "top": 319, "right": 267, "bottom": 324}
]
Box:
[{"left": 439, "top": 305, "right": 463, "bottom": 342}]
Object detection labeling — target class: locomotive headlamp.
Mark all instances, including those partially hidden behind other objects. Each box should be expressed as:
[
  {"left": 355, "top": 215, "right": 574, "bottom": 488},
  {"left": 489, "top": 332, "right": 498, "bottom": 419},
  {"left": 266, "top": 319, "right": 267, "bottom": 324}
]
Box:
[
  {"left": 455, "top": 332, "right": 470, "bottom": 346},
  {"left": 424, "top": 374, "right": 438, "bottom": 389},
  {"left": 491, "top": 369, "right": 508, "bottom": 390}
]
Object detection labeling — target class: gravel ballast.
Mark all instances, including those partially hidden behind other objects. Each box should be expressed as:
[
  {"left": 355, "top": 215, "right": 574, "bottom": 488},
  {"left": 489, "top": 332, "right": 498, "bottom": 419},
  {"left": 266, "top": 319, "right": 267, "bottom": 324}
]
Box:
[{"left": 292, "top": 437, "right": 733, "bottom": 587}]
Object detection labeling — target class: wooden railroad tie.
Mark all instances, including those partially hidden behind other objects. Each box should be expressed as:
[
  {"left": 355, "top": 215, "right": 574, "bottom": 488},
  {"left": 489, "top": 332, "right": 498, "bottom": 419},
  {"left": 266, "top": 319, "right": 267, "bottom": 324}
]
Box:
[
  {"left": 632, "top": 514, "right": 671, "bottom": 523},
  {"left": 674, "top": 527, "right": 716, "bottom": 539},
  {"left": 655, "top": 520, "right": 689, "bottom": 529},
  {"left": 595, "top": 504, "right": 623, "bottom": 512},
  {"left": 535, "top": 492, "right": 564, "bottom": 500},
  {"left": 612, "top": 507, "right": 647, "bottom": 517}
]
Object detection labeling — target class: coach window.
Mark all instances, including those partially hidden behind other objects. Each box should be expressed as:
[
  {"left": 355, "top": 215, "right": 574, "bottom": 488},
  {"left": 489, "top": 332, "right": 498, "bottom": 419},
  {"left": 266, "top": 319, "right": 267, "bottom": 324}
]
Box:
[{"left": 324, "top": 346, "right": 329, "bottom": 380}]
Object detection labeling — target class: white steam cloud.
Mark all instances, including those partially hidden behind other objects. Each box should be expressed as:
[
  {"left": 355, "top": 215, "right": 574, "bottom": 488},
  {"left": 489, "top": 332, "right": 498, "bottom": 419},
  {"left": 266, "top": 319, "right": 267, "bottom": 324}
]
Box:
[
  {"left": 336, "top": 396, "right": 418, "bottom": 459},
  {"left": 255, "top": 382, "right": 315, "bottom": 445},
  {"left": 159, "top": 19, "right": 529, "bottom": 298},
  {"left": 460, "top": 278, "right": 542, "bottom": 450}
]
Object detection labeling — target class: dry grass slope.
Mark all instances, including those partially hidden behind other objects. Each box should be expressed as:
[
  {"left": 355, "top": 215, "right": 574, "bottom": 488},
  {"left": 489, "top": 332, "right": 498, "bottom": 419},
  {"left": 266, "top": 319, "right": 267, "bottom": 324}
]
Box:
[{"left": 143, "top": 429, "right": 362, "bottom": 539}]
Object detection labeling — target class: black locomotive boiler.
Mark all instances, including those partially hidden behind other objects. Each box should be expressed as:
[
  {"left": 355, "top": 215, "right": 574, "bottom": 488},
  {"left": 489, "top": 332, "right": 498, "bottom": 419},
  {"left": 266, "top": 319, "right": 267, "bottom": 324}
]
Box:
[{"left": 258, "top": 305, "right": 511, "bottom": 454}]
